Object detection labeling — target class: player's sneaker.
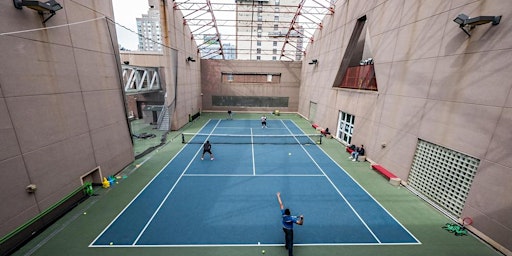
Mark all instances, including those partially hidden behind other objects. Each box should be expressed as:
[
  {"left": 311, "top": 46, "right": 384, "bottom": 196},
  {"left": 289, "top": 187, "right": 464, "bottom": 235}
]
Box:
[
  {"left": 211, "top": 158, "right": 214, "bottom": 160},
  {"left": 201, "top": 158, "right": 204, "bottom": 160}
]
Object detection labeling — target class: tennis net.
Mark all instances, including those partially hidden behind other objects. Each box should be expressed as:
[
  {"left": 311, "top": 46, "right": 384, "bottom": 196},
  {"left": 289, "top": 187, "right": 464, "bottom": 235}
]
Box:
[{"left": 181, "top": 133, "right": 322, "bottom": 145}]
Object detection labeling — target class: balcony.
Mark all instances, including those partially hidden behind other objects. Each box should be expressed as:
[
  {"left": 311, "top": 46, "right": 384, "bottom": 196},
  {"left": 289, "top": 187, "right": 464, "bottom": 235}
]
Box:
[{"left": 338, "top": 64, "right": 377, "bottom": 91}]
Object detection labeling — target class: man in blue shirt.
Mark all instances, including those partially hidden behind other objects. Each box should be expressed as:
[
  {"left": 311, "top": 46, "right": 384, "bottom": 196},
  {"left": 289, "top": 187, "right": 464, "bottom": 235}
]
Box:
[{"left": 276, "top": 192, "right": 303, "bottom": 256}]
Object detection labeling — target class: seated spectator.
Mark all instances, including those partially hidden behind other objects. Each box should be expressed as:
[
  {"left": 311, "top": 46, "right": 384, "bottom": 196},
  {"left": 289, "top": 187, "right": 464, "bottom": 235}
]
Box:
[
  {"left": 349, "top": 144, "right": 365, "bottom": 161},
  {"left": 322, "top": 128, "right": 331, "bottom": 136}
]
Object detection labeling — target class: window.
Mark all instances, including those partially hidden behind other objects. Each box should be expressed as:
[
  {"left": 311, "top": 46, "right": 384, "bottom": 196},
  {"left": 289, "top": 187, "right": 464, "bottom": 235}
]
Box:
[
  {"left": 257, "top": 40, "right": 262, "bottom": 46},
  {"left": 275, "top": 0, "right": 280, "bottom": 5},
  {"left": 257, "top": 56, "right": 261, "bottom": 60},
  {"left": 273, "top": 41, "right": 277, "bottom": 47},
  {"left": 274, "top": 15, "right": 279, "bottom": 21},
  {"left": 274, "top": 24, "right": 278, "bottom": 31},
  {"left": 257, "top": 32, "right": 262, "bottom": 38},
  {"left": 272, "top": 56, "right": 277, "bottom": 60},
  {"left": 258, "top": 24, "right": 262, "bottom": 31},
  {"left": 337, "top": 111, "right": 355, "bottom": 144},
  {"left": 273, "top": 49, "right": 277, "bottom": 54},
  {"left": 221, "top": 72, "right": 281, "bottom": 83},
  {"left": 257, "top": 48, "right": 261, "bottom": 54},
  {"left": 258, "top": 15, "right": 262, "bottom": 21}
]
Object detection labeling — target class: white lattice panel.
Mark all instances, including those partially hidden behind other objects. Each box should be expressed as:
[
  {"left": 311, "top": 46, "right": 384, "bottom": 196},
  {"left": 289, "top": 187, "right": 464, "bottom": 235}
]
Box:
[{"left": 408, "top": 140, "right": 479, "bottom": 217}]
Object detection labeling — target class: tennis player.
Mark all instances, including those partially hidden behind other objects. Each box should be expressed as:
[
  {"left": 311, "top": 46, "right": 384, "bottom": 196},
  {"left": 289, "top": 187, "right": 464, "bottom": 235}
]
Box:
[
  {"left": 201, "top": 140, "right": 214, "bottom": 160},
  {"left": 276, "top": 192, "right": 303, "bottom": 256},
  {"left": 227, "top": 110, "right": 233, "bottom": 120},
  {"left": 261, "top": 115, "right": 267, "bottom": 128}
]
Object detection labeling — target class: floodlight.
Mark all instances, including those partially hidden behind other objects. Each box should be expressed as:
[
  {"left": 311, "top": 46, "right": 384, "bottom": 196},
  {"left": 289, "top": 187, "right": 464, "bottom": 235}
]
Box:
[
  {"left": 453, "top": 13, "right": 502, "bottom": 36},
  {"left": 13, "top": 0, "right": 63, "bottom": 23}
]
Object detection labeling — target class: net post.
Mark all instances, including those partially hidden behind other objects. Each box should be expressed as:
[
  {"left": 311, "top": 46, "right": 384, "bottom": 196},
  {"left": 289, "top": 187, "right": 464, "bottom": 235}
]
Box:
[
  {"left": 319, "top": 135, "right": 322, "bottom": 144},
  {"left": 181, "top": 133, "right": 185, "bottom": 144}
]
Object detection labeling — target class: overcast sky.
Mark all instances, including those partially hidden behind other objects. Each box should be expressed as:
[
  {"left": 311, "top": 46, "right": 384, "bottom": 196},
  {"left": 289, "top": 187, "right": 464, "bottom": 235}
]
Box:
[{"left": 112, "top": 0, "right": 150, "bottom": 50}]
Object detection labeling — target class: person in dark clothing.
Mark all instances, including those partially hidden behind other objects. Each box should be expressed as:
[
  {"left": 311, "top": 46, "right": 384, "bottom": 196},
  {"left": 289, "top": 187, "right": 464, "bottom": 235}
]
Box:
[
  {"left": 201, "top": 140, "right": 214, "bottom": 160},
  {"left": 261, "top": 115, "right": 267, "bottom": 128},
  {"left": 276, "top": 192, "right": 303, "bottom": 256},
  {"left": 349, "top": 144, "right": 365, "bottom": 161}
]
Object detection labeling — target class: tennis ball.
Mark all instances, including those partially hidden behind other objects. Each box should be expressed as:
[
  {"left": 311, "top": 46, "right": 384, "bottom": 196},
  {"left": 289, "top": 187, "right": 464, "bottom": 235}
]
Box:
[
  {"left": 109, "top": 242, "right": 113, "bottom": 245},
  {"left": 288, "top": 152, "right": 291, "bottom": 155},
  {"left": 262, "top": 250, "right": 265, "bottom": 254}
]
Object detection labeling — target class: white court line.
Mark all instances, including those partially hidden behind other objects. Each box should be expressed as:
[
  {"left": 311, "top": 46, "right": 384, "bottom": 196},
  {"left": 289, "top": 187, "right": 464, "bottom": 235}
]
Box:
[
  {"left": 95, "top": 241, "right": 419, "bottom": 248},
  {"left": 88, "top": 120, "right": 214, "bottom": 247},
  {"left": 281, "top": 120, "right": 382, "bottom": 244},
  {"left": 183, "top": 174, "right": 324, "bottom": 177},
  {"left": 131, "top": 120, "right": 222, "bottom": 245},
  {"left": 251, "top": 128, "right": 256, "bottom": 175},
  {"left": 92, "top": 119, "right": 418, "bottom": 247},
  {"left": 290, "top": 121, "right": 420, "bottom": 244}
]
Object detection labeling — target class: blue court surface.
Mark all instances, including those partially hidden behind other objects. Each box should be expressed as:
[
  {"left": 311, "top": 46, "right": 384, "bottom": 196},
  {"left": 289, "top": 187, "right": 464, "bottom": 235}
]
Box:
[{"left": 90, "top": 119, "right": 420, "bottom": 247}]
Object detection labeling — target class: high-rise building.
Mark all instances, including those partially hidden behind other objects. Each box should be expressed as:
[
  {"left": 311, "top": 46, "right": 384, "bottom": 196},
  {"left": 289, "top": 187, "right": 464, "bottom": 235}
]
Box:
[
  {"left": 223, "top": 43, "right": 236, "bottom": 60},
  {"left": 137, "top": 7, "right": 162, "bottom": 52},
  {"left": 235, "top": 0, "right": 302, "bottom": 61},
  {"left": 200, "top": 34, "right": 222, "bottom": 59},
  {"left": 199, "top": 35, "right": 237, "bottom": 60}
]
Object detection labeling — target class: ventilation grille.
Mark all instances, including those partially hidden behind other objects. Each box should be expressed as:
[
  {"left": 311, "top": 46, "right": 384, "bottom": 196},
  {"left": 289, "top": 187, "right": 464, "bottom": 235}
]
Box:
[{"left": 408, "top": 140, "right": 479, "bottom": 217}]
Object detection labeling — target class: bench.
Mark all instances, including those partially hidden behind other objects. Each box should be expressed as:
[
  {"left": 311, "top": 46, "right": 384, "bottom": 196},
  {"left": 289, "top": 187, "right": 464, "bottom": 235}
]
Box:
[
  {"left": 371, "top": 164, "right": 401, "bottom": 186},
  {"left": 311, "top": 124, "right": 323, "bottom": 132}
]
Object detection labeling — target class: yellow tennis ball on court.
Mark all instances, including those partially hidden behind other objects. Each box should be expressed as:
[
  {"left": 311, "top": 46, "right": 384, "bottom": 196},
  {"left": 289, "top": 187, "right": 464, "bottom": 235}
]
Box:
[
  {"left": 288, "top": 153, "right": 291, "bottom": 155},
  {"left": 262, "top": 250, "right": 265, "bottom": 254},
  {"left": 109, "top": 242, "right": 113, "bottom": 245}
]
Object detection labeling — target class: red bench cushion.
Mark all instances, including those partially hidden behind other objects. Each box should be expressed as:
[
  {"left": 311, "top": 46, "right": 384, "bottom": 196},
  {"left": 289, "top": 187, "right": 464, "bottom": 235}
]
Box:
[
  {"left": 371, "top": 164, "right": 398, "bottom": 179},
  {"left": 312, "top": 124, "right": 319, "bottom": 129},
  {"left": 346, "top": 147, "right": 354, "bottom": 153}
]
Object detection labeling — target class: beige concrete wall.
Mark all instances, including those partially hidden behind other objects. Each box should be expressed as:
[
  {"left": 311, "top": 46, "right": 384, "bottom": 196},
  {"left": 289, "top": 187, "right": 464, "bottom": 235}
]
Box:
[
  {"left": 0, "top": 1, "right": 133, "bottom": 237},
  {"left": 299, "top": 0, "right": 512, "bottom": 253},
  {"left": 201, "top": 59, "right": 302, "bottom": 112},
  {"left": 120, "top": 0, "right": 201, "bottom": 130}
]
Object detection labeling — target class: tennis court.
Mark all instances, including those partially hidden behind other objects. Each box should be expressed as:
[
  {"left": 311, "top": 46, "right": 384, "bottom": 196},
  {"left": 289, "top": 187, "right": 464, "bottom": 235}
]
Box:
[{"left": 90, "top": 119, "right": 419, "bottom": 247}]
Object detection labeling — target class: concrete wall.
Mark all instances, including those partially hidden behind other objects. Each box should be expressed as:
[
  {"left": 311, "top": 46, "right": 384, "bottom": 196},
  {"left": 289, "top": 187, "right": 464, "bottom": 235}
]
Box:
[
  {"left": 0, "top": 1, "right": 134, "bottom": 238},
  {"left": 120, "top": 0, "right": 202, "bottom": 130},
  {"left": 201, "top": 59, "right": 302, "bottom": 112},
  {"left": 299, "top": 0, "right": 512, "bottom": 254}
]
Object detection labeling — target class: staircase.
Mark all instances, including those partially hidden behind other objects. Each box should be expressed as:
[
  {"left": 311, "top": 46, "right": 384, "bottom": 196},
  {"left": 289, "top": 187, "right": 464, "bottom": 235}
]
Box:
[{"left": 156, "top": 103, "right": 175, "bottom": 131}]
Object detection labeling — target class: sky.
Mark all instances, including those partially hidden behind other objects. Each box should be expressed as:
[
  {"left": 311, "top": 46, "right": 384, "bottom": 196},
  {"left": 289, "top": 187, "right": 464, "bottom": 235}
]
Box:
[
  {"left": 112, "top": 0, "right": 149, "bottom": 50},
  {"left": 111, "top": 0, "right": 236, "bottom": 51},
  {"left": 111, "top": 0, "right": 325, "bottom": 52}
]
